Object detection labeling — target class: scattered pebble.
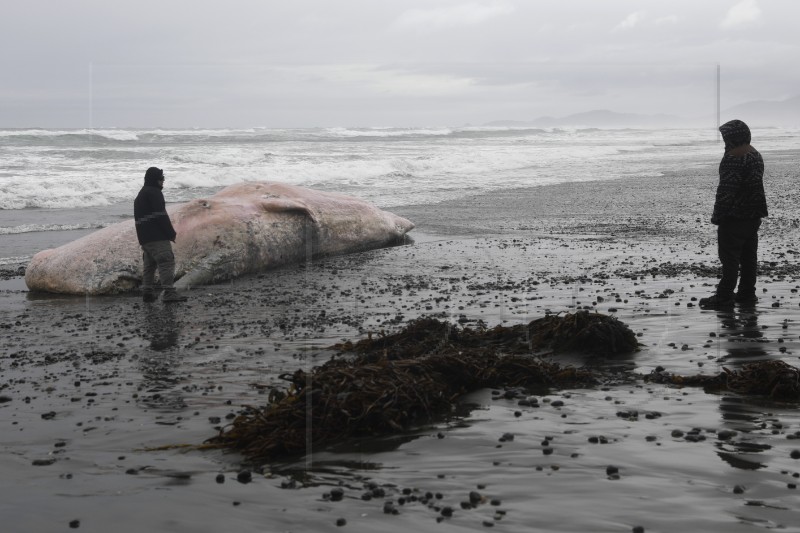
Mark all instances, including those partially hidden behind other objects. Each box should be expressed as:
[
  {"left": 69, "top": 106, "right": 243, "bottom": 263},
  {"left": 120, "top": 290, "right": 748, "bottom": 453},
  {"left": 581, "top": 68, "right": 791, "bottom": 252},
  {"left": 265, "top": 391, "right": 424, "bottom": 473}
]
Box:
[
  {"left": 5, "top": 181, "right": 800, "bottom": 531},
  {"left": 469, "top": 491, "right": 483, "bottom": 505}
]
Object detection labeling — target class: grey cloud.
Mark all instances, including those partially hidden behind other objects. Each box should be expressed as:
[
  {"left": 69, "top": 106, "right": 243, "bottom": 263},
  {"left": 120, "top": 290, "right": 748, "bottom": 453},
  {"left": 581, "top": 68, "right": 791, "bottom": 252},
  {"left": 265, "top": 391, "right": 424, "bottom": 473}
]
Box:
[{"left": 1, "top": 0, "right": 798, "bottom": 127}]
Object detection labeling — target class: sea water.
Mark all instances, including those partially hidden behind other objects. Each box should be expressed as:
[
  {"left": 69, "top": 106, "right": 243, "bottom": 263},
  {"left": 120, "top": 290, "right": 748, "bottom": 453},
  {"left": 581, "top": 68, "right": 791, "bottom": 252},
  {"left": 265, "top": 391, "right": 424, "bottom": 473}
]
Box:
[{"left": 1, "top": 125, "right": 798, "bottom": 266}]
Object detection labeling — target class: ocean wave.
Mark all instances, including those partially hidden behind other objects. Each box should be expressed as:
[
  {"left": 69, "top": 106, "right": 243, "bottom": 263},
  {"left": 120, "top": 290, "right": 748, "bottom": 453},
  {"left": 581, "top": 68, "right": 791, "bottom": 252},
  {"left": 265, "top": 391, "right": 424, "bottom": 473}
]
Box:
[
  {"left": 1, "top": 126, "right": 795, "bottom": 212},
  {"left": 44, "top": 148, "right": 155, "bottom": 161},
  {"left": 322, "top": 127, "right": 455, "bottom": 138},
  {"left": 0, "top": 255, "right": 31, "bottom": 267},
  {"left": 0, "top": 129, "right": 140, "bottom": 142},
  {"left": 316, "top": 126, "right": 556, "bottom": 140},
  {"left": 0, "top": 222, "right": 106, "bottom": 235},
  {"left": 0, "top": 125, "right": 692, "bottom": 146},
  {"left": 0, "top": 189, "right": 120, "bottom": 210}
]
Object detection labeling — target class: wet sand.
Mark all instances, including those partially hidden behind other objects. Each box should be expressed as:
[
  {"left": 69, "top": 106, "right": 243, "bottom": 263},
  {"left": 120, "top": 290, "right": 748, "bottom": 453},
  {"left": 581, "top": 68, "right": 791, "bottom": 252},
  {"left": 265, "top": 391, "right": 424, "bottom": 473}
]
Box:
[{"left": 2, "top": 153, "right": 800, "bottom": 532}]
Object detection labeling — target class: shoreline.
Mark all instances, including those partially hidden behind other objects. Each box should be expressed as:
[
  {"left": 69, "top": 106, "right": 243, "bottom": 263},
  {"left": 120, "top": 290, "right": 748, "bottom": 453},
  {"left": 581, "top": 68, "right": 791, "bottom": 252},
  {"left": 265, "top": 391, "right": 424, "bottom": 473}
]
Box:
[
  {"left": 2, "top": 146, "right": 797, "bottom": 259},
  {"left": 6, "top": 149, "right": 799, "bottom": 287}
]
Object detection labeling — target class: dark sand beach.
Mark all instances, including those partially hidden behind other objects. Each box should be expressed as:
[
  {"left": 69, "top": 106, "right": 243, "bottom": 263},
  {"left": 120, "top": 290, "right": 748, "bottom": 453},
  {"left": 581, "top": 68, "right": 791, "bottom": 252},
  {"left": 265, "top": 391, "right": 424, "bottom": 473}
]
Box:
[{"left": 2, "top": 153, "right": 800, "bottom": 532}]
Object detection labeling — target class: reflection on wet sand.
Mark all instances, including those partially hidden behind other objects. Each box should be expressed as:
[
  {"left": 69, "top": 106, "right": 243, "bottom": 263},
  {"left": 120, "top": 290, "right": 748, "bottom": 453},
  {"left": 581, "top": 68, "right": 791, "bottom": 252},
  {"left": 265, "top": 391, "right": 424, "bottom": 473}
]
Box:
[
  {"left": 715, "top": 305, "right": 769, "bottom": 365},
  {"left": 145, "top": 303, "right": 181, "bottom": 352},
  {"left": 714, "top": 305, "right": 784, "bottom": 470},
  {"left": 716, "top": 393, "right": 773, "bottom": 471},
  {"left": 138, "top": 304, "right": 186, "bottom": 410}
]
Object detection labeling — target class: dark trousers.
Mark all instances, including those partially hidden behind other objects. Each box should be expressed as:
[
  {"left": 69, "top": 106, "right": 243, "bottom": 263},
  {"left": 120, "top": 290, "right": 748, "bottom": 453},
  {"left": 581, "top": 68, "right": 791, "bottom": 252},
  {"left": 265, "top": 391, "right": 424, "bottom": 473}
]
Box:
[
  {"left": 717, "top": 218, "right": 761, "bottom": 298},
  {"left": 141, "top": 240, "right": 176, "bottom": 292}
]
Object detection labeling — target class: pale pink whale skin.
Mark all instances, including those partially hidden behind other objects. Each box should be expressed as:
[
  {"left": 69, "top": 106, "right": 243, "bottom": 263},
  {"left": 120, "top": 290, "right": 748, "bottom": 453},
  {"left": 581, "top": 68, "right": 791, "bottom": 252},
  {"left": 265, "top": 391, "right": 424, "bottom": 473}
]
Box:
[{"left": 25, "top": 182, "right": 414, "bottom": 295}]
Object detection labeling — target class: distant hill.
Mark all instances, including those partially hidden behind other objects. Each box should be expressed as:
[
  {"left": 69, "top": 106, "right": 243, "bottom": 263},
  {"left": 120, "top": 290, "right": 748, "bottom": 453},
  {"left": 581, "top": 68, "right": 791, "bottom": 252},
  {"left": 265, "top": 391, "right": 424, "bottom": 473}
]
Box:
[
  {"left": 485, "top": 95, "right": 800, "bottom": 129},
  {"left": 485, "top": 110, "right": 687, "bottom": 129},
  {"left": 721, "top": 94, "right": 800, "bottom": 127}
]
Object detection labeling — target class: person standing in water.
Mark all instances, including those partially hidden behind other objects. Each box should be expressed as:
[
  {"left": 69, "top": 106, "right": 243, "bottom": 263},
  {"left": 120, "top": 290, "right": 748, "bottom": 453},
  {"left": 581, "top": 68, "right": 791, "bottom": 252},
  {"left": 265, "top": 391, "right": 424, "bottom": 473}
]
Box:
[
  {"left": 134, "top": 166, "right": 187, "bottom": 303},
  {"left": 699, "top": 119, "right": 767, "bottom": 309}
]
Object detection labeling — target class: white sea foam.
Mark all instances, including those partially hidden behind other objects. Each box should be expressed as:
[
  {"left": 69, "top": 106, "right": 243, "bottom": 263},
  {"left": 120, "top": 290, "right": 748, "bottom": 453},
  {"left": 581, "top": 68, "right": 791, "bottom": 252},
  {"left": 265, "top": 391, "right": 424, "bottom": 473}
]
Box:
[
  {"left": 0, "top": 222, "right": 106, "bottom": 235},
  {"left": 2, "top": 125, "right": 798, "bottom": 264},
  {"left": 0, "top": 126, "right": 797, "bottom": 212},
  {"left": 0, "top": 129, "right": 141, "bottom": 141},
  {"left": 322, "top": 126, "right": 455, "bottom": 138},
  {"left": 0, "top": 255, "right": 31, "bottom": 267}
]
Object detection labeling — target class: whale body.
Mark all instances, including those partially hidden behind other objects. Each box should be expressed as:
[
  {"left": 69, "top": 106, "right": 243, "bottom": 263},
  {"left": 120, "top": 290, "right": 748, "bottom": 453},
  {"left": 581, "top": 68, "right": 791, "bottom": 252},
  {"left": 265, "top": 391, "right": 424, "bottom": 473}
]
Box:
[{"left": 25, "top": 182, "right": 414, "bottom": 294}]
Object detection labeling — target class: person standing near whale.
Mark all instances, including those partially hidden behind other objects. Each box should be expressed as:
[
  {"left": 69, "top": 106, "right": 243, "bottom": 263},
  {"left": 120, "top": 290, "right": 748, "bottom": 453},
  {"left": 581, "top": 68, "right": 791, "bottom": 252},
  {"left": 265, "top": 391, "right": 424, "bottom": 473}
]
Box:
[
  {"left": 134, "top": 167, "right": 187, "bottom": 303},
  {"left": 699, "top": 119, "right": 767, "bottom": 309}
]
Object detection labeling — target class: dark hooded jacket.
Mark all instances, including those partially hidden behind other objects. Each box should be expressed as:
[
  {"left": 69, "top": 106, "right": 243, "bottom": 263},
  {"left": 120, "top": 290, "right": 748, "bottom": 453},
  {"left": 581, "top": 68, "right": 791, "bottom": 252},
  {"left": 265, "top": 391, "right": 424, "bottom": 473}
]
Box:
[
  {"left": 711, "top": 119, "right": 767, "bottom": 224},
  {"left": 134, "top": 167, "right": 177, "bottom": 245}
]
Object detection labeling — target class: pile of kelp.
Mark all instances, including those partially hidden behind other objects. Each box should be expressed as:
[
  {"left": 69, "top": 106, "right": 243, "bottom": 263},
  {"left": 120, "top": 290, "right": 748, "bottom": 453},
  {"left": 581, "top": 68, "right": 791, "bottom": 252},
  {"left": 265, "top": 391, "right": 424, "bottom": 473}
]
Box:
[
  {"left": 647, "top": 360, "right": 800, "bottom": 401},
  {"left": 207, "top": 312, "right": 639, "bottom": 462},
  {"left": 336, "top": 310, "right": 640, "bottom": 359},
  {"left": 527, "top": 310, "right": 640, "bottom": 355}
]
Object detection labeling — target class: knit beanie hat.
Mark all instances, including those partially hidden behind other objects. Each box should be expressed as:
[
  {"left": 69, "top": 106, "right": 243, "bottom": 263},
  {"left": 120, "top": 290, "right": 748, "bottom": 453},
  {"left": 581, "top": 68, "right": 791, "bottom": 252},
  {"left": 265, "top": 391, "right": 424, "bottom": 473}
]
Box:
[
  {"left": 719, "top": 119, "right": 751, "bottom": 151},
  {"left": 144, "top": 167, "right": 164, "bottom": 187}
]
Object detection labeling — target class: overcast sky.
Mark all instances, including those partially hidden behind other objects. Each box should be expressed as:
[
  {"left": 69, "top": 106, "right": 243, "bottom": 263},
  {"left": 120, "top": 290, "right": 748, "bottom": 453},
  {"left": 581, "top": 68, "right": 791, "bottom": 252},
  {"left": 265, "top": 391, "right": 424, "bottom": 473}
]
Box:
[{"left": 1, "top": 0, "right": 798, "bottom": 128}]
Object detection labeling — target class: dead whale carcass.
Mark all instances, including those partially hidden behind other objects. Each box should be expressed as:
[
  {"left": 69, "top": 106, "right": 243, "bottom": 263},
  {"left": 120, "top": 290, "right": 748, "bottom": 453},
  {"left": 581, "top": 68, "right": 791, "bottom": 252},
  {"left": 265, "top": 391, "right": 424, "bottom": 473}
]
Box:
[{"left": 24, "top": 182, "right": 414, "bottom": 294}]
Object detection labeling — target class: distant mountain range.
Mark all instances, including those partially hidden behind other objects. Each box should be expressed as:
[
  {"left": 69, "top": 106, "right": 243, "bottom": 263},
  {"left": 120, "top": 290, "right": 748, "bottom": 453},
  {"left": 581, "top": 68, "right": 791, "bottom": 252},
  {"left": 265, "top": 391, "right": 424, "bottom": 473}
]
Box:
[
  {"left": 723, "top": 94, "right": 800, "bottom": 127},
  {"left": 485, "top": 94, "right": 800, "bottom": 128}
]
